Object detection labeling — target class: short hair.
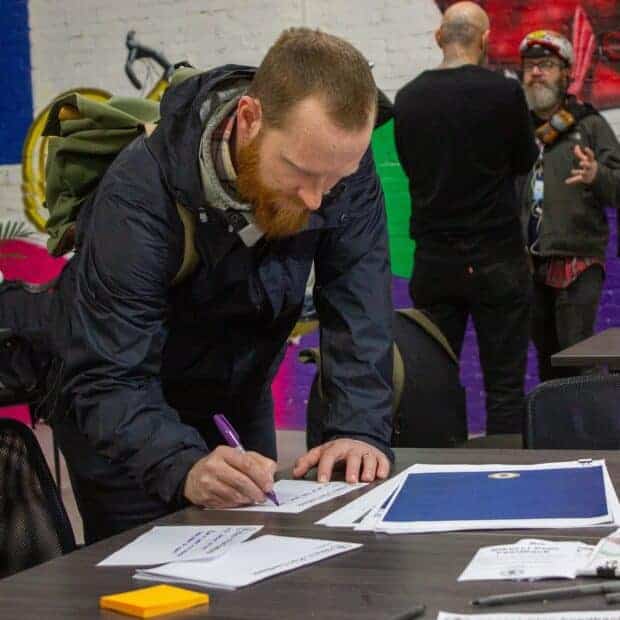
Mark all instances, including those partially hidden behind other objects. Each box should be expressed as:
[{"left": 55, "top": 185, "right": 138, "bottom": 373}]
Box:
[
  {"left": 247, "top": 28, "right": 376, "bottom": 131},
  {"left": 440, "top": 17, "right": 481, "bottom": 47}
]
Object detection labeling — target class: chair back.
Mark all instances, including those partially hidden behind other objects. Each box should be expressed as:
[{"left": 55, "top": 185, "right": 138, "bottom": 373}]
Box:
[
  {"left": 525, "top": 374, "right": 620, "bottom": 449},
  {"left": 0, "top": 418, "right": 75, "bottom": 578}
]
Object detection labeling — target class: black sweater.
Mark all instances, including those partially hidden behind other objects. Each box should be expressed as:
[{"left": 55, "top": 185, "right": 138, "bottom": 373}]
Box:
[{"left": 394, "top": 65, "right": 538, "bottom": 260}]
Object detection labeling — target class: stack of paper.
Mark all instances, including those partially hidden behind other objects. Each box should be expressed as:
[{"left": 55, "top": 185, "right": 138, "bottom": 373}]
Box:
[
  {"left": 98, "top": 525, "right": 262, "bottom": 567},
  {"left": 134, "top": 535, "right": 362, "bottom": 590},
  {"left": 318, "top": 460, "right": 620, "bottom": 534}
]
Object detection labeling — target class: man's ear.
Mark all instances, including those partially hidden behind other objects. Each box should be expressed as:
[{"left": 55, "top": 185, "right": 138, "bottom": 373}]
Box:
[
  {"left": 482, "top": 29, "right": 490, "bottom": 50},
  {"left": 435, "top": 27, "right": 442, "bottom": 49},
  {"left": 235, "top": 95, "right": 263, "bottom": 146}
]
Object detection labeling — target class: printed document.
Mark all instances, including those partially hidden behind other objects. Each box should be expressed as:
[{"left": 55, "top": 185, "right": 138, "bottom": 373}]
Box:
[
  {"left": 134, "top": 535, "right": 362, "bottom": 589},
  {"left": 98, "top": 525, "right": 262, "bottom": 567},
  {"left": 218, "top": 479, "right": 366, "bottom": 514},
  {"left": 458, "top": 538, "right": 594, "bottom": 581},
  {"left": 376, "top": 461, "right": 620, "bottom": 534}
]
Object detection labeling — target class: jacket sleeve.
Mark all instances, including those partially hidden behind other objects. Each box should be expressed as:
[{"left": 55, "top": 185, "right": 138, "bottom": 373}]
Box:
[
  {"left": 589, "top": 114, "right": 620, "bottom": 208},
  {"left": 313, "top": 149, "right": 394, "bottom": 460},
  {"left": 510, "top": 82, "right": 539, "bottom": 175},
  {"left": 64, "top": 190, "right": 209, "bottom": 506}
]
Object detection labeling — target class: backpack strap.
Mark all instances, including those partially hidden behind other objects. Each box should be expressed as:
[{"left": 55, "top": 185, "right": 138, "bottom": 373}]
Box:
[
  {"left": 171, "top": 203, "right": 199, "bottom": 286},
  {"left": 299, "top": 343, "right": 406, "bottom": 413},
  {"left": 392, "top": 342, "right": 405, "bottom": 413},
  {"left": 396, "top": 308, "right": 459, "bottom": 365},
  {"left": 143, "top": 123, "right": 200, "bottom": 286}
]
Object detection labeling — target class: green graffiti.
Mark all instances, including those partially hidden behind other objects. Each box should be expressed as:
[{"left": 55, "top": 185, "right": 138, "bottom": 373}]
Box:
[{"left": 371, "top": 119, "right": 415, "bottom": 279}]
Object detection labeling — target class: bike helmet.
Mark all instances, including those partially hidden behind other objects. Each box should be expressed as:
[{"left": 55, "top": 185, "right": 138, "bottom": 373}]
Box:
[{"left": 519, "top": 30, "right": 574, "bottom": 67}]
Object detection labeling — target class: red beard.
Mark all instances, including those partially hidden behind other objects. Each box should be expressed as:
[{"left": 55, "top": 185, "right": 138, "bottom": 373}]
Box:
[{"left": 236, "top": 135, "right": 310, "bottom": 239}]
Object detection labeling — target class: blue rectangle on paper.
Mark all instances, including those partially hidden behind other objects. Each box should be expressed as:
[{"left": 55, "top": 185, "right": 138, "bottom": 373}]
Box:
[{"left": 383, "top": 466, "right": 608, "bottom": 523}]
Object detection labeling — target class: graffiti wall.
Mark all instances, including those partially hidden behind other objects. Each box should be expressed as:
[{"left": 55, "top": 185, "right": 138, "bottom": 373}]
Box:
[
  {"left": 1, "top": 0, "right": 620, "bottom": 435},
  {"left": 436, "top": 0, "right": 620, "bottom": 434},
  {"left": 437, "top": 0, "right": 620, "bottom": 110}
]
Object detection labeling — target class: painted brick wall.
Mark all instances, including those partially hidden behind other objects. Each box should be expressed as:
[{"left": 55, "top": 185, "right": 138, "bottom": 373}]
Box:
[
  {"left": 1, "top": 0, "right": 620, "bottom": 434},
  {"left": 25, "top": 0, "right": 440, "bottom": 109},
  {"left": 1, "top": 0, "right": 440, "bottom": 234}
]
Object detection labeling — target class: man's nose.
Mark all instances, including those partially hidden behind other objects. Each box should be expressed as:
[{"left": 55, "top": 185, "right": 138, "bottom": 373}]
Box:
[{"left": 297, "top": 185, "right": 323, "bottom": 211}]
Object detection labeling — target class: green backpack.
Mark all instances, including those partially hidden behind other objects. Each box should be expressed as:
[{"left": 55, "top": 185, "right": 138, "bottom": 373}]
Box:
[{"left": 42, "top": 68, "right": 202, "bottom": 283}]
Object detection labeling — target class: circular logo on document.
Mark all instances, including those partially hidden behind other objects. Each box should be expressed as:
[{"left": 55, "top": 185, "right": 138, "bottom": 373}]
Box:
[{"left": 488, "top": 472, "right": 520, "bottom": 480}]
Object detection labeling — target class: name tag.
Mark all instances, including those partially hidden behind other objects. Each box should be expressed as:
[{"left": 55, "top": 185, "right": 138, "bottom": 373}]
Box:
[{"left": 533, "top": 179, "right": 544, "bottom": 202}]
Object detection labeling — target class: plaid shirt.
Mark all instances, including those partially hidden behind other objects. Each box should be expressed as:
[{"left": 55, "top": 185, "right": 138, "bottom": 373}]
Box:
[
  {"left": 528, "top": 141, "right": 605, "bottom": 289},
  {"left": 545, "top": 256, "right": 605, "bottom": 289}
]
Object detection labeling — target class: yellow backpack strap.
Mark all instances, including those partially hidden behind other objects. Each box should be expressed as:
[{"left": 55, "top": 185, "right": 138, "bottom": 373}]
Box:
[
  {"left": 392, "top": 342, "right": 405, "bottom": 413},
  {"left": 171, "top": 204, "right": 200, "bottom": 286},
  {"left": 397, "top": 308, "right": 459, "bottom": 365}
]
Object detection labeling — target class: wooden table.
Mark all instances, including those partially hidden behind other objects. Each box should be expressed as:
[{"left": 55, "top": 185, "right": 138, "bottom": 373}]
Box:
[
  {"left": 551, "top": 327, "right": 620, "bottom": 370},
  {"left": 1, "top": 448, "right": 620, "bottom": 619}
]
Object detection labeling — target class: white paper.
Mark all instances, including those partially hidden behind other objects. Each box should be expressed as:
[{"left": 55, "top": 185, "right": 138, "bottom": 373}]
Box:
[
  {"left": 215, "top": 479, "right": 366, "bottom": 514},
  {"left": 134, "top": 534, "right": 362, "bottom": 590},
  {"left": 97, "top": 525, "right": 262, "bottom": 567},
  {"left": 578, "top": 528, "right": 620, "bottom": 577},
  {"left": 458, "top": 538, "right": 594, "bottom": 582},
  {"left": 316, "top": 470, "right": 408, "bottom": 527},
  {"left": 438, "top": 613, "right": 620, "bottom": 620},
  {"left": 375, "top": 460, "right": 620, "bottom": 534}
]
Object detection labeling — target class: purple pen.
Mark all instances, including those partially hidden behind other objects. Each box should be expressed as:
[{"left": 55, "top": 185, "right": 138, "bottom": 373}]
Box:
[{"left": 213, "top": 414, "right": 280, "bottom": 506}]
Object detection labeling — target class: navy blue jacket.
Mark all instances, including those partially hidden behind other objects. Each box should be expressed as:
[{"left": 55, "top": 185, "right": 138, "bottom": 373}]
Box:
[{"left": 61, "top": 66, "right": 394, "bottom": 505}]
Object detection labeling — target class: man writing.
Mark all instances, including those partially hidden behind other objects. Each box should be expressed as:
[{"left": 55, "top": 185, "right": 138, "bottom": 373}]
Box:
[
  {"left": 393, "top": 2, "right": 538, "bottom": 435},
  {"left": 47, "top": 28, "right": 393, "bottom": 543}
]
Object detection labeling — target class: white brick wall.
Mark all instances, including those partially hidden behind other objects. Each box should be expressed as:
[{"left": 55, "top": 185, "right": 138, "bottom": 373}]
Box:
[
  {"left": 2, "top": 0, "right": 440, "bottom": 232},
  {"left": 27, "top": 0, "right": 440, "bottom": 109},
  {"left": 5, "top": 0, "right": 620, "bottom": 238}
]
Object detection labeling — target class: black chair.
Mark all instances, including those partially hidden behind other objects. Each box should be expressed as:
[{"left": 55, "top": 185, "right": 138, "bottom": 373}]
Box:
[
  {"left": 525, "top": 374, "right": 620, "bottom": 449},
  {"left": 0, "top": 418, "right": 75, "bottom": 578}
]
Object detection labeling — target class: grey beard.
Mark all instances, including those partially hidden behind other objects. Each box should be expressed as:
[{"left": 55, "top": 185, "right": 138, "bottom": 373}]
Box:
[{"left": 525, "top": 81, "right": 562, "bottom": 113}]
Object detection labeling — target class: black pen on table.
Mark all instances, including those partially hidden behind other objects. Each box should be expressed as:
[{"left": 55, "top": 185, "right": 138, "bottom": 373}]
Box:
[
  {"left": 213, "top": 413, "right": 280, "bottom": 506},
  {"left": 472, "top": 581, "right": 620, "bottom": 607}
]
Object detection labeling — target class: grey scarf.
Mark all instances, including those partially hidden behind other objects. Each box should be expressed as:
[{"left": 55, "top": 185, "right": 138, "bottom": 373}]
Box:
[{"left": 198, "top": 83, "right": 263, "bottom": 246}]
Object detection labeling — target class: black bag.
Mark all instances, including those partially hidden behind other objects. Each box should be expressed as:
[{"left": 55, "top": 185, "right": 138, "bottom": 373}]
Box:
[
  {"left": 0, "top": 279, "right": 63, "bottom": 421},
  {"left": 303, "top": 309, "right": 467, "bottom": 449}
]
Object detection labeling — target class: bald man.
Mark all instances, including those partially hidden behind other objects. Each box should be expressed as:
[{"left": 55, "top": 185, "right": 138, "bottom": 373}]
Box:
[{"left": 393, "top": 1, "right": 538, "bottom": 436}]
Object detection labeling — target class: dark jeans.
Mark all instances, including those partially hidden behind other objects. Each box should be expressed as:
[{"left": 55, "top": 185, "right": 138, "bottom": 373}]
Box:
[
  {"left": 410, "top": 253, "right": 531, "bottom": 434},
  {"left": 532, "top": 263, "right": 604, "bottom": 381},
  {"left": 53, "top": 387, "right": 277, "bottom": 545}
]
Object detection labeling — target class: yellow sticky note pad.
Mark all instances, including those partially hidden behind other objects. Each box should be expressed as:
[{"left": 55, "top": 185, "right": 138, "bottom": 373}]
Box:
[{"left": 99, "top": 584, "right": 209, "bottom": 618}]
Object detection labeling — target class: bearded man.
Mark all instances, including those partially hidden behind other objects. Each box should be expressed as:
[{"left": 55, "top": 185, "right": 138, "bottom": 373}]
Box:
[
  {"left": 48, "top": 28, "right": 394, "bottom": 543},
  {"left": 519, "top": 30, "right": 620, "bottom": 381}
]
